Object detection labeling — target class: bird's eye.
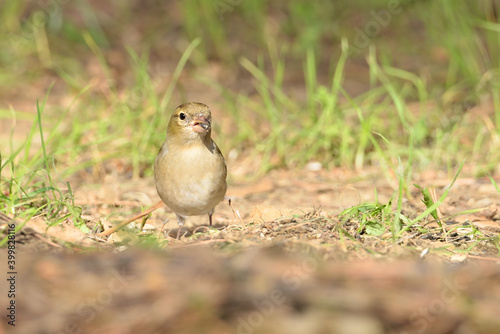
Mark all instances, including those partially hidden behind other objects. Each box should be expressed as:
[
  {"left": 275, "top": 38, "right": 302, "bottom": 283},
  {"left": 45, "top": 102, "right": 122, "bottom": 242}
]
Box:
[{"left": 179, "top": 112, "right": 186, "bottom": 120}]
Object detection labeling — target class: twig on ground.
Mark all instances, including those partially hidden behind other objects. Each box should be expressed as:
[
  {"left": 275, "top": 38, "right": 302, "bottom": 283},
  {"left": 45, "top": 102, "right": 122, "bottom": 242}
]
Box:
[
  {"left": 95, "top": 201, "right": 164, "bottom": 237},
  {"left": 170, "top": 239, "right": 229, "bottom": 249},
  {"left": 228, "top": 198, "right": 244, "bottom": 224}
]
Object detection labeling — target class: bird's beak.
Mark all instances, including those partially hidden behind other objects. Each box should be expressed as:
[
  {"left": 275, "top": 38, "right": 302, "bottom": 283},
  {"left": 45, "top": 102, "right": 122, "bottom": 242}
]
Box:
[{"left": 191, "top": 114, "right": 210, "bottom": 133}]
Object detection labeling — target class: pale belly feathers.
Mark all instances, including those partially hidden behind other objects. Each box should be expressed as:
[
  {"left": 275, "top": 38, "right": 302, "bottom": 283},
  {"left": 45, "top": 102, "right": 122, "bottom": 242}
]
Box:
[{"left": 154, "top": 143, "right": 226, "bottom": 217}]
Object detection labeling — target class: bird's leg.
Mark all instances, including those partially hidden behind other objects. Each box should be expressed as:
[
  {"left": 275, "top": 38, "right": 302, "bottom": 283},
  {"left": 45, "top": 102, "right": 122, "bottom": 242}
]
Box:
[
  {"left": 159, "top": 218, "right": 169, "bottom": 239},
  {"left": 208, "top": 209, "right": 214, "bottom": 227},
  {"left": 176, "top": 214, "right": 186, "bottom": 240}
]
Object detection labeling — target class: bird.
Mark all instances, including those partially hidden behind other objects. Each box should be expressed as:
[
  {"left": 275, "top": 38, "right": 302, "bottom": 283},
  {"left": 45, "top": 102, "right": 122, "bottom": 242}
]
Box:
[{"left": 154, "top": 102, "right": 227, "bottom": 239}]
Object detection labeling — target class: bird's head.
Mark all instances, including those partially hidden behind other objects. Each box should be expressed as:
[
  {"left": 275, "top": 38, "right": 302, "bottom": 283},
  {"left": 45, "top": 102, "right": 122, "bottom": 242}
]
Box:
[{"left": 167, "top": 102, "right": 212, "bottom": 142}]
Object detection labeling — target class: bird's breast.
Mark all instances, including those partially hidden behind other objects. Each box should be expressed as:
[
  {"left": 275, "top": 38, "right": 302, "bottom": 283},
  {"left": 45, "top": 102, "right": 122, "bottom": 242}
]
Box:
[{"left": 154, "top": 143, "right": 227, "bottom": 216}]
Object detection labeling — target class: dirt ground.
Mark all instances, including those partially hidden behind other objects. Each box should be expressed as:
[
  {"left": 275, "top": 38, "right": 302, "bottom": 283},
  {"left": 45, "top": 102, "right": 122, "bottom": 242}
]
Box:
[
  {"left": 1, "top": 163, "right": 500, "bottom": 334},
  {"left": 1, "top": 3, "right": 499, "bottom": 330},
  {"left": 2, "top": 74, "right": 500, "bottom": 333}
]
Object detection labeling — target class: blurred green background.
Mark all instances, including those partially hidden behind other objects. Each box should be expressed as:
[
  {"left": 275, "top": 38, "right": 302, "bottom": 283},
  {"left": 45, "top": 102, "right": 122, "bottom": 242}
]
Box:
[{"left": 1, "top": 0, "right": 500, "bottom": 219}]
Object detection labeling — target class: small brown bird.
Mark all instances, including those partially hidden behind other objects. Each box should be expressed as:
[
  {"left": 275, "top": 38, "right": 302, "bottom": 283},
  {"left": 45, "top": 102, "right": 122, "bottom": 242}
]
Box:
[{"left": 154, "top": 102, "right": 227, "bottom": 239}]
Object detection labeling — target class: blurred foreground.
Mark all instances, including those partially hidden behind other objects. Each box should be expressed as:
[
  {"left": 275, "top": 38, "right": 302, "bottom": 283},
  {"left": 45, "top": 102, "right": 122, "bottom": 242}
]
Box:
[{"left": 1, "top": 246, "right": 499, "bottom": 334}]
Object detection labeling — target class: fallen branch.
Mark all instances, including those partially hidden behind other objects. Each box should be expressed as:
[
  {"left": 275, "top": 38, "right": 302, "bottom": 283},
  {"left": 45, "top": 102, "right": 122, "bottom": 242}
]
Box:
[{"left": 95, "top": 201, "right": 164, "bottom": 237}]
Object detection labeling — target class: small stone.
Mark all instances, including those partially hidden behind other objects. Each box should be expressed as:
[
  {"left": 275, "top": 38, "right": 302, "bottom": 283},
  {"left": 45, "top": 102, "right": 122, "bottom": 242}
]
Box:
[
  {"left": 305, "top": 161, "right": 322, "bottom": 171},
  {"left": 450, "top": 254, "right": 467, "bottom": 263}
]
